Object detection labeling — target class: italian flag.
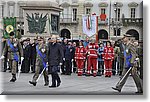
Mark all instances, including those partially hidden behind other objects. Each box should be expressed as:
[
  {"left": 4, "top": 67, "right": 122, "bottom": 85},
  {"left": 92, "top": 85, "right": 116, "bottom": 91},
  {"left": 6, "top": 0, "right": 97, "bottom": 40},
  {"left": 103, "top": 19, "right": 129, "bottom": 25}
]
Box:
[{"left": 86, "top": 15, "right": 92, "bottom": 30}]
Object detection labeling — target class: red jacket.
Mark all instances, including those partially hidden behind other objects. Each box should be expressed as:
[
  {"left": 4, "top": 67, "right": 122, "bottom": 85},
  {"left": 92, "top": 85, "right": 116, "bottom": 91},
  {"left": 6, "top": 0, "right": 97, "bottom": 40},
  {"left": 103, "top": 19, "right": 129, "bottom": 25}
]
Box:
[
  {"left": 75, "top": 46, "right": 86, "bottom": 60},
  {"left": 103, "top": 46, "right": 114, "bottom": 60},
  {"left": 86, "top": 43, "right": 99, "bottom": 59}
]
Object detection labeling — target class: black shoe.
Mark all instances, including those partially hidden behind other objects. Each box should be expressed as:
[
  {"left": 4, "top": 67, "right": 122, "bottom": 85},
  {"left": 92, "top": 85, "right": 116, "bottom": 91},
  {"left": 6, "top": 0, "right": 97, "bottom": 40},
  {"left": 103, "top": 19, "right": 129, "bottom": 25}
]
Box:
[
  {"left": 10, "top": 78, "right": 16, "bottom": 82},
  {"left": 29, "top": 81, "right": 37, "bottom": 86},
  {"left": 57, "top": 82, "right": 61, "bottom": 87},
  {"left": 85, "top": 74, "right": 90, "bottom": 77},
  {"left": 31, "top": 71, "right": 35, "bottom": 73},
  {"left": 61, "top": 73, "right": 65, "bottom": 75},
  {"left": 49, "top": 85, "right": 56, "bottom": 88},
  {"left": 112, "top": 87, "right": 121, "bottom": 92},
  {"left": 135, "top": 91, "right": 143, "bottom": 94},
  {"left": 44, "top": 83, "right": 49, "bottom": 86}
]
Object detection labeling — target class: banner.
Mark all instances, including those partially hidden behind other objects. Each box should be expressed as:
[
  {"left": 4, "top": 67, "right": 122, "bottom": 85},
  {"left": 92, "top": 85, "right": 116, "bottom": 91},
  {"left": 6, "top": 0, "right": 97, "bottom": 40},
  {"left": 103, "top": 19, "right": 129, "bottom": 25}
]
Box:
[
  {"left": 82, "top": 15, "right": 97, "bottom": 37},
  {"left": 3, "top": 17, "right": 16, "bottom": 39}
]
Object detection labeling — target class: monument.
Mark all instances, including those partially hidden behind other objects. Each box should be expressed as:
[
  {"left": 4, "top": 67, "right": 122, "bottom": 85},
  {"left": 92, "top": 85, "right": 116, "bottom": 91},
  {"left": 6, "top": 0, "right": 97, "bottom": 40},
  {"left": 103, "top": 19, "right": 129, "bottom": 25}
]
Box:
[{"left": 19, "top": 1, "right": 62, "bottom": 38}]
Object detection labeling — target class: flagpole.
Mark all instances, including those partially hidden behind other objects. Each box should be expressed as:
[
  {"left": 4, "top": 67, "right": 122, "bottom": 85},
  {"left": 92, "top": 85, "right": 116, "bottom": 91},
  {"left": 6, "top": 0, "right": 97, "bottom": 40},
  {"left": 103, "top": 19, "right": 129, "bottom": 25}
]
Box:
[
  {"left": 108, "top": 0, "right": 111, "bottom": 40},
  {"left": 96, "top": 15, "right": 98, "bottom": 43}
]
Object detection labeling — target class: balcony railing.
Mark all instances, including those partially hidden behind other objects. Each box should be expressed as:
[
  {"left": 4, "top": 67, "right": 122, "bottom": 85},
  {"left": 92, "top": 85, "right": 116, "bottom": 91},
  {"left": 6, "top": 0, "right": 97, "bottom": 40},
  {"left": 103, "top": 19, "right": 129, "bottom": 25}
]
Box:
[
  {"left": 60, "top": 18, "right": 79, "bottom": 24},
  {"left": 98, "top": 18, "right": 108, "bottom": 25},
  {"left": 122, "top": 18, "right": 143, "bottom": 26}
]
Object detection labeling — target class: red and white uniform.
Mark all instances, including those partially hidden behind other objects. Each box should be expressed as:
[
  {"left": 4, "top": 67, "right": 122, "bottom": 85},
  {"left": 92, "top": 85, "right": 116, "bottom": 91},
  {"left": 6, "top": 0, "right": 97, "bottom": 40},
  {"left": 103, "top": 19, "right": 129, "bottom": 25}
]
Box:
[
  {"left": 86, "top": 43, "right": 99, "bottom": 76},
  {"left": 75, "top": 46, "right": 86, "bottom": 76},
  {"left": 103, "top": 46, "right": 114, "bottom": 77}
]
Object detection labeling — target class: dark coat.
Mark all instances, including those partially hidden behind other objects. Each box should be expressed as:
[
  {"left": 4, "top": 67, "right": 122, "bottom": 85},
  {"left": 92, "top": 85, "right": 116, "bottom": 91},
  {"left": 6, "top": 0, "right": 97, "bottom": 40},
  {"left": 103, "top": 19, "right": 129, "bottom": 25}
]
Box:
[
  {"left": 64, "top": 45, "right": 74, "bottom": 60},
  {"left": 48, "top": 43, "right": 64, "bottom": 66}
]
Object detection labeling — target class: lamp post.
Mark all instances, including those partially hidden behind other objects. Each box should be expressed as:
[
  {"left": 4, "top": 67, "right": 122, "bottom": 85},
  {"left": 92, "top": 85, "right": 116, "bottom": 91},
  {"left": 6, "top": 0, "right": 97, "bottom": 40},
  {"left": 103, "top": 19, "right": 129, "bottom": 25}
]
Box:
[{"left": 114, "top": 2, "right": 118, "bottom": 40}]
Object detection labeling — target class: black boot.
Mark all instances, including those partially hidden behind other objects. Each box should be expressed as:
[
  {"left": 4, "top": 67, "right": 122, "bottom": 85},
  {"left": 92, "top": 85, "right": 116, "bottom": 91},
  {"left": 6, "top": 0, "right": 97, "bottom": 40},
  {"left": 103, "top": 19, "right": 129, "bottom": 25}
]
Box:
[
  {"left": 29, "top": 81, "right": 37, "bottom": 86},
  {"left": 10, "top": 74, "right": 16, "bottom": 82}
]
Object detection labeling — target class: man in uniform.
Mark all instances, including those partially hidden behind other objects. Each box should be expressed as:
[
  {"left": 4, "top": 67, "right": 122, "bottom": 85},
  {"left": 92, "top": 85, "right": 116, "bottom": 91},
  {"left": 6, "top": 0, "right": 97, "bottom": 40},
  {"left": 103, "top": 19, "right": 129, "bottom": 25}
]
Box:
[
  {"left": 29, "top": 37, "right": 49, "bottom": 86},
  {"left": 86, "top": 39, "right": 99, "bottom": 77},
  {"left": 112, "top": 34, "right": 143, "bottom": 94},
  {"left": 0, "top": 32, "right": 23, "bottom": 82}
]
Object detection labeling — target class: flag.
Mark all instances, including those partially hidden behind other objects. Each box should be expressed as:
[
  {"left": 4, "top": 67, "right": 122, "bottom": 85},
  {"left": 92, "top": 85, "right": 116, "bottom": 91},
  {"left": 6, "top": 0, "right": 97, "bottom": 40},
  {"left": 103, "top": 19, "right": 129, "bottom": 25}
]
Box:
[
  {"left": 82, "top": 15, "right": 97, "bottom": 37},
  {"left": 3, "top": 17, "right": 16, "bottom": 39}
]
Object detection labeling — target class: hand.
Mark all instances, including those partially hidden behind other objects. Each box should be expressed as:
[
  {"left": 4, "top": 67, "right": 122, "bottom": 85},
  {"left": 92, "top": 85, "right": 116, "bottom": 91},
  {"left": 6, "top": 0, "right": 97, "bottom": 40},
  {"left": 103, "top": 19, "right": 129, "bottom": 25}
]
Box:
[
  {"left": 46, "top": 62, "right": 49, "bottom": 67},
  {"left": 0, "top": 56, "right": 5, "bottom": 60},
  {"left": 63, "top": 58, "right": 65, "bottom": 61},
  {"left": 59, "top": 63, "right": 62, "bottom": 66},
  {"left": 130, "top": 63, "right": 134, "bottom": 67}
]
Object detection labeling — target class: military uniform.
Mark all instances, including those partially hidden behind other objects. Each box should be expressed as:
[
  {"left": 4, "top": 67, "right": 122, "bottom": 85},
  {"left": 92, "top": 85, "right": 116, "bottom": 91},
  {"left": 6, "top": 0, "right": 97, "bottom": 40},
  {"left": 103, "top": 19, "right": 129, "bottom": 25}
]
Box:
[
  {"left": 2, "top": 37, "right": 23, "bottom": 82},
  {"left": 29, "top": 43, "right": 49, "bottom": 86},
  {"left": 112, "top": 36, "right": 143, "bottom": 93}
]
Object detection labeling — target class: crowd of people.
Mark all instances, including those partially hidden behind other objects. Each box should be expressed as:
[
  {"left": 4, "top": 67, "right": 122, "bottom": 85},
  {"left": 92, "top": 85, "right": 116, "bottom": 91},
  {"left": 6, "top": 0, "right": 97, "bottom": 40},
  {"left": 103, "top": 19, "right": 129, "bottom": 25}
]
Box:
[{"left": 0, "top": 32, "right": 143, "bottom": 92}]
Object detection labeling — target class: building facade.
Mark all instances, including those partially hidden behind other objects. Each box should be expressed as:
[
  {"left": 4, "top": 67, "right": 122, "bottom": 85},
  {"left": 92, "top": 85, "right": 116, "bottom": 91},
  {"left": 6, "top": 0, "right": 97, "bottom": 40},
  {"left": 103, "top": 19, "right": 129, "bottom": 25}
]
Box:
[
  {"left": 58, "top": 0, "right": 143, "bottom": 41},
  {"left": 0, "top": 0, "right": 143, "bottom": 41}
]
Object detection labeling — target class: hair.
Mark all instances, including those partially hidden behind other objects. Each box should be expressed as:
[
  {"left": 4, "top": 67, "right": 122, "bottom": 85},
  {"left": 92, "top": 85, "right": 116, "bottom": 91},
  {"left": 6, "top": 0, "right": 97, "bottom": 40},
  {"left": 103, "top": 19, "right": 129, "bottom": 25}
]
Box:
[
  {"left": 79, "top": 41, "right": 83, "bottom": 46},
  {"left": 106, "top": 41, "right": 112, "bottom": 47}
]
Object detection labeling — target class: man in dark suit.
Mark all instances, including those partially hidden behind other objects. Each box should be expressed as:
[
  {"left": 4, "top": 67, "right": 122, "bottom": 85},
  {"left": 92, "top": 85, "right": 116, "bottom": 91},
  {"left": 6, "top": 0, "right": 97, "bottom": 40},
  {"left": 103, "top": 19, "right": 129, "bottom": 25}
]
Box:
[
  {"left": 21, "top": 38, "right": 31, "bottom": 73},
  {"left": 64, "top": 41, "right": 74, "bottom": 75},
  {"left": 30, "top": 38, "right": 37, "bottom": 73},
  {"left": 48, "top": 35, "right": 64, "bottom": 88}
]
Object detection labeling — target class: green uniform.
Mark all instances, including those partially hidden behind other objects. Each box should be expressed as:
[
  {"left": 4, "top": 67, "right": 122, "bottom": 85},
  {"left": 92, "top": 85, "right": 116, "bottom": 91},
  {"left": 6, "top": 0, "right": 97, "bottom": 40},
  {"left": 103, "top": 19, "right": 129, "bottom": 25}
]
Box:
[
  {"left": 115, "top": 42, "right": 143, "bottom": 92},
  {"left": 32, "top": 43, "right": 49, "bottom": 85},
  {"left": 2, "top": 38, "right": 23, "bottom": 75}
]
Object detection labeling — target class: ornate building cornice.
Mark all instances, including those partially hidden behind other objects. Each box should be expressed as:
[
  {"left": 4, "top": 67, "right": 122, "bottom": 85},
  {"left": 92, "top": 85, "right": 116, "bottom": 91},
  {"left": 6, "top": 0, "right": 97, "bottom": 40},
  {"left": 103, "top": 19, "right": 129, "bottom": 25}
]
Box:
[
  {"left": 113, "top": 2, "right": 123, "bottom": 7},
  {"left": 98, "top": 2, "right": 108, "bottom": 7},
  {"left": 83, "top": 2, "right": 93, "bottom": 7},
  {"left": 128, "top": 2, "right": 138, "bottom": 7},
  {"left": 7, "top": 1, "right": 15, "bottom": 6},
  {"left": 60, "top": 2, "right": 70, "bottom": 8}
]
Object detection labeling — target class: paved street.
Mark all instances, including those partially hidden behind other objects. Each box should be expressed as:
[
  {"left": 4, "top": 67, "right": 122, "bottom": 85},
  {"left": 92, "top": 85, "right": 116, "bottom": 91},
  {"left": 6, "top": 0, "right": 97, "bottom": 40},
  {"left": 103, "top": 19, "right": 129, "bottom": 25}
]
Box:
[{"left": 0, "top": 71, "right": 140, "bottom": 95}]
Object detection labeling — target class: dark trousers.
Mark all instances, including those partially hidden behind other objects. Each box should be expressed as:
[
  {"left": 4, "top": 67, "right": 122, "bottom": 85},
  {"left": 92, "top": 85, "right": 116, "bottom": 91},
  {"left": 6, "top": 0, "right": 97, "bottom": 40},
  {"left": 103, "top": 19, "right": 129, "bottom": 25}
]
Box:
[
  {"left": 98, "top": 61, "right": 104, "bottom": 75},
  {"left": 51, "top": 66, "right": 61, "bottom": 86},
  {"left": 119, "top": 57, "right": 124, "bottom": 75},
  {"left": 61, "top": 60, "right": 65, "bottom": 74},
  {"left": 21, "top": 58, "right": 30, "bottom": 73},
  {"left": 31, "top": 57, "right": 36, "bottom": 72},
  {"left": 4, "top": 57, "right": 7, "bottom": 72},
  {"left": 65, "top": 60, "right": 72, "bottom": 74}
]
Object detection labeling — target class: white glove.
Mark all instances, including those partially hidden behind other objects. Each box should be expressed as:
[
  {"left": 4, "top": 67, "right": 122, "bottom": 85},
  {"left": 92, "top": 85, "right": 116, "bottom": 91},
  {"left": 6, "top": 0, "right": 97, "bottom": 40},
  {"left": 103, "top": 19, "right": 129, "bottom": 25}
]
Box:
[
  {"left": 21, "top": 57, "right": 24, "bottom": 62},
  {"left": 0, "top": 56, "right": 5, "bottom": 60},
  {"left": 71, "top": 59, "right": 74, "bottom": 62},
  {"left": 59, "top": 63, "right": 62, "bottom": 66},
  {"left": 63, "top": 58, "right": 65, "bottom": 61},
  {"left": 135, "top": 58, "right": 139, "bottom": 61}
]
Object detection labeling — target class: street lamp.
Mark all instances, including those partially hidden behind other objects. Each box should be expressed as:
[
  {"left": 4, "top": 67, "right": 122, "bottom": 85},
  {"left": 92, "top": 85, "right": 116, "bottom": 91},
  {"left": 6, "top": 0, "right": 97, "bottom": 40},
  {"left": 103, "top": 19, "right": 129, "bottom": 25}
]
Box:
[{"left": 114, "top": 2, "right": 118, "bottom": 40}]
